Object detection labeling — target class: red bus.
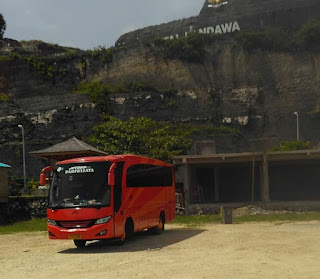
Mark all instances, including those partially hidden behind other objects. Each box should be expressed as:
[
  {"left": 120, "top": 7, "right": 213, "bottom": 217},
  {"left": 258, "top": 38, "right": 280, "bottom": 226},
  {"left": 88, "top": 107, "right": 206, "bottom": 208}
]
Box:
[{"left": 40, "top": 155, "right": 175, "bottom": 248}]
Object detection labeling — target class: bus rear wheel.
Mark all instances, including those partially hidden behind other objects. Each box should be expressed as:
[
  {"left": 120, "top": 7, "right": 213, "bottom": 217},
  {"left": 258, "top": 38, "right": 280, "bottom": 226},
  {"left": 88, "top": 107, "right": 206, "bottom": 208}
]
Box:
[
  {"left": 148, "top": 213, "right": 165, "bottom": 235},
  {"left": 74, "top": 240, "right": 86, "bottom": 248}
]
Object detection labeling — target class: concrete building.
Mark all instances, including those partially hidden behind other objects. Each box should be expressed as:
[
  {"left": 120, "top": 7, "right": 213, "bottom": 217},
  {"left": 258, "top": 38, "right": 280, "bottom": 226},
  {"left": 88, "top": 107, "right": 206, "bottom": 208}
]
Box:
[
  {"left": 0, "top": 163, "right": 11, "bottom": 204},
  {"left": 173, "top": 150, "right": 320, "bottom": 214}
]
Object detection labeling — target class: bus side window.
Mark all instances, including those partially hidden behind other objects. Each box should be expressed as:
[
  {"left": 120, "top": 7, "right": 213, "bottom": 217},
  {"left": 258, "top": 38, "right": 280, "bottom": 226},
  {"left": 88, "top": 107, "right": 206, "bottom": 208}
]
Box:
[{"left": 114, "top": 162, "right": 124, "bottom": 213}]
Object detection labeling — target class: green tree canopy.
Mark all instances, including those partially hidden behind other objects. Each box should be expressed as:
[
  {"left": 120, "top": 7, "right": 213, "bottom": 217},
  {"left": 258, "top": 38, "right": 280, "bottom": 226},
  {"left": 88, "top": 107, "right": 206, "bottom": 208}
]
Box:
[
  {"left": 87, "top": 116, "right": 196, "bottom": 162},
  {"left": 87, "top": 116, "right": 238, "bottom": 163},
  {"left": 0, "top": 13, "right": 6, "bottom": 39}
]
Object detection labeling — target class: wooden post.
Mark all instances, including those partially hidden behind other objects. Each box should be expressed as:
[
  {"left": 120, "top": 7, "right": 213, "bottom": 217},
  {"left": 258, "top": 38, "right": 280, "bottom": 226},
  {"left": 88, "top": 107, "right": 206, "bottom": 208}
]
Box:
[{"left": 221, "top": 207, "right": 233, "bottom": 224}]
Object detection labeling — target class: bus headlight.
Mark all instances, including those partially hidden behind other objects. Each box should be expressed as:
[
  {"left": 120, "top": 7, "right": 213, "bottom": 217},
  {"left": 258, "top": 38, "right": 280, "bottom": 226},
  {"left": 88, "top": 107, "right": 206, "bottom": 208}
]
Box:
[
  {"left": 95, "top": 216, "right": 112, "bottom": 225},
  {"left": 48, "top": 219, "right": 57, "bottom": 226}
]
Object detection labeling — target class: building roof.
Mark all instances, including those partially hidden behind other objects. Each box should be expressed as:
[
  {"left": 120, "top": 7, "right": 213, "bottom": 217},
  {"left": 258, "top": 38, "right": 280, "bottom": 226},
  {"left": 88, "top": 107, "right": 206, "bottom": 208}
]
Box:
[
  {"left": 0, "top": 163, "right": 11, "bottom": 168},
  {"left": 29, "top": 137, "right": 108, "bottom": 161},
  {"left": 173, "top": 149, "right": 320, "bottom": 165}
]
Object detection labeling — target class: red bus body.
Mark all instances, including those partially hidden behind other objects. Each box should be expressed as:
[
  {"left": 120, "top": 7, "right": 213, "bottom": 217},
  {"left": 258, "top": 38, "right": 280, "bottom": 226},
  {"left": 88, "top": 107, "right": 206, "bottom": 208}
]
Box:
[{"left": 44, "top": 155, "right": 175, "bottom": 246}]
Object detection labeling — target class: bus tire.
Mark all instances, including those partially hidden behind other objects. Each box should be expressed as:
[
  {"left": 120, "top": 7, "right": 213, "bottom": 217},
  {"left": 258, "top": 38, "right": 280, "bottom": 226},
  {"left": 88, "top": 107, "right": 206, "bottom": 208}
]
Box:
[
  {"left": 125, "top": 218, "right": 134, "bottom": 240},
  {"left": 149, "top": 213, "right": 165, "bottom": 235},
  {"left": 118, "top": 218, "right": 134, "bottom": 245},
  {"left": 74, "top": 240, "right": 86, "bottom": 248}
]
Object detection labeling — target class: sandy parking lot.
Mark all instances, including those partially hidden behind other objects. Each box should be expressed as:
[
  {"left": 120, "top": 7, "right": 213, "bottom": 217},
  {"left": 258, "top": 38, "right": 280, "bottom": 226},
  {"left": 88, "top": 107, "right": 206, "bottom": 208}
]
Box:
[{"left": 0, "top": 221, "right": 320, "bottom": 279}]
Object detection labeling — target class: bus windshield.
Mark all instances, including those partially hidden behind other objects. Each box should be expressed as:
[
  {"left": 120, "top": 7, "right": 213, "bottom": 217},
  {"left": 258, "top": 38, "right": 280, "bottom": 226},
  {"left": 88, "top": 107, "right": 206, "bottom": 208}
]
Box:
[{"left": 48, "top": 162, "right": 111, "bottom": 209}]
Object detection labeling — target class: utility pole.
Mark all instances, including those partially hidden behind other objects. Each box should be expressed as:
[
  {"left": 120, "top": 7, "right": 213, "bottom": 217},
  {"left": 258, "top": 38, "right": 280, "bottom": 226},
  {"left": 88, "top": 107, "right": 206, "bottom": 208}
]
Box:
[
  {"left": 294, "top": 112, "right": 299, "bottom": 141},
  {"left": 18, "top": 124, "right": 27, "bottom": 193}
]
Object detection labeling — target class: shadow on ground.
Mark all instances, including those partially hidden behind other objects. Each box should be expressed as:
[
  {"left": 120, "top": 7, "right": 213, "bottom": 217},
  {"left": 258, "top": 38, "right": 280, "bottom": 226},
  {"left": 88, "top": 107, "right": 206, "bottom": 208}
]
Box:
[{"left": 59, "top": 228, "right": 205, "bottom": 254}]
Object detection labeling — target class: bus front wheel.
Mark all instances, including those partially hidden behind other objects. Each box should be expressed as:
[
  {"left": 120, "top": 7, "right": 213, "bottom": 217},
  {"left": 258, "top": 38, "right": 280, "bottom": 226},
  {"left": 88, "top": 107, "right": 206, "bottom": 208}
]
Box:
[
  {"left": 74, "top": 240, "right": 86, "bottom": 248},
  {"left": 118, "top": 218, "right": 134, "bottom": 245}
]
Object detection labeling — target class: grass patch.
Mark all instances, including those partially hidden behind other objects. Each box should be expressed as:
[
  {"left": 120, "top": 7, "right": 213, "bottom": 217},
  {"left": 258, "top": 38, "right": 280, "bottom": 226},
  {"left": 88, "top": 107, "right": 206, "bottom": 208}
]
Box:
[
  {"left": 172, "top": 212, "right": 320, "bottom": 227},
  {"left": 172, "top": 215, "right": 222, "bottom": 226},
  {"left": 234, "top": 212, "right": 320, "bottom": 223},
  {"left": 0, "top": 218, "right": 47, "bottom": 235}
]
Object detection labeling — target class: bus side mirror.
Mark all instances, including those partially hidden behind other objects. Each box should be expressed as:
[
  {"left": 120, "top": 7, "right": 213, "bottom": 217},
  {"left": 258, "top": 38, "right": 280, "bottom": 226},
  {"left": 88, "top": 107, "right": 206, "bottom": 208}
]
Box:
[
  {"left": 108, "top": 163, "right": 117, "bottom": 187},
  {"left": 108, "top": 172, "right": 115, "bottom": 187},
  {"left": 40, "top": 173, "right": 46, "bottom": 186},
  {"left": 39, "top": 166, "right": 54, "bottom": 186}
]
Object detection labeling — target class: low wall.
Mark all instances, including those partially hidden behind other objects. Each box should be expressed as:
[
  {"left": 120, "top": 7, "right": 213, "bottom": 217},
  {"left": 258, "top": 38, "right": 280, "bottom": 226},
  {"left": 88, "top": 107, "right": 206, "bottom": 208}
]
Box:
[
  {"left": 186, "top": 201, "right": 320, "bottom": 215},
  {"left": 0, "top": 196, "right": 48, "bottom": 224}
]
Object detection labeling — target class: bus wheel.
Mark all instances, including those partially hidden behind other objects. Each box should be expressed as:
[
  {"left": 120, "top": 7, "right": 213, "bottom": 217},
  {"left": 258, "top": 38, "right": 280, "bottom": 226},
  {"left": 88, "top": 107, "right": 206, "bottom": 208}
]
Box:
[
  {"left": 118, "top": 219, "right": 134, "bottom": 245},
  {"left": 74, "top": 240, "right": 86, "bottom": 248},
  {"left": 125, "top": 218, "right": 134, "bottom": 240},
  {"left": 149, "top": 213, "right": 165, "bottom": 235}
]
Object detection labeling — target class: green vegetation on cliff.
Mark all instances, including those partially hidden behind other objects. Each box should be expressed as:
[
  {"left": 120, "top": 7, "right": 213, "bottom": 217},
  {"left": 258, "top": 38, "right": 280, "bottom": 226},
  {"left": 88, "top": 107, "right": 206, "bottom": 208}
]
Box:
[
  {"left": 146, "top": 20, "right": 320, "bottom": 64},
  {"left": 270, "top": 141, "right": 311, "bottom": 152},
  {"left": 236, "top": 19, "right": 320, "bottom": 52},
  {"left": 87, "top": 46, "right": 113, "bottom": 65},
  {"left": 74, "top": 80, "right": 178, "bottom": 114},
  {"left": 149, "top": 33, "right": 207, "bottom": 63}
]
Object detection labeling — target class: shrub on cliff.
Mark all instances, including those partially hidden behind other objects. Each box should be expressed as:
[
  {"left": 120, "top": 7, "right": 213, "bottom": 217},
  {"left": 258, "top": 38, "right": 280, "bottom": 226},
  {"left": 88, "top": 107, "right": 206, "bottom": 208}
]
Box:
[
  {"left": 270, "top": 141, "right": 311, "bottom": 152},
  {"left": 87, "top": 46, "right": 113, "bottom": 65},
  {"left": 151, "top": 33, "right": 206, "bottom": 63},
  {"left": 0, "top": 13, "right": 6, "bottom": 39},
  {"left": 235, "top": 29, "right": 292, "bottom": 51},
  {"left": 296, "top": 19, "right": 320, "bottom": 51},
  {"left": 74, "top": 81, "right": 112, "bottom": 114}
]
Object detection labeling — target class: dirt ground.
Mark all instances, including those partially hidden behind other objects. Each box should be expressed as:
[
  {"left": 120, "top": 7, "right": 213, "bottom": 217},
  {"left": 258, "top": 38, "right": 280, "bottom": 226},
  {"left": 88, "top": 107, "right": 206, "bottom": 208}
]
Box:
[{"left": 1, "top": 221, "right": 320, "bottom": 279}]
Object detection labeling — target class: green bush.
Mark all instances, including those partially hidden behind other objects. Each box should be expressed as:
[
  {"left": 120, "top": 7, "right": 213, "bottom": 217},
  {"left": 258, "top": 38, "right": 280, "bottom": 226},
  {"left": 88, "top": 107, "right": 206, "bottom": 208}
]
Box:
[
  {"left": 0, "top": 93, "right": 9, "bottom": 101},
  {"left": 26, "top": 56, "right": 56, "bottom": 79},
  {"left": 74, "top": 81, "right": 113, "bottom": 114},
  {"left": 150, "top": 33, "right": 207, "bottom": 63},
  {"left": 87, "top": 46, "right": 113, "bottom": 65},
  {"left": 235, "top": 29, "right": 293, "bottom": 51},
  {"left": 0, "top": 56, "right": 11, "bottom": 61},
  {"left": 295, "top": 19, "right": 320, "bottom": 50},
  {"left": 73, "top": 80, "right": 179, "bottom": 114},
  {"left": 270, "top": 141, "right": 311, "bottom": 152}
]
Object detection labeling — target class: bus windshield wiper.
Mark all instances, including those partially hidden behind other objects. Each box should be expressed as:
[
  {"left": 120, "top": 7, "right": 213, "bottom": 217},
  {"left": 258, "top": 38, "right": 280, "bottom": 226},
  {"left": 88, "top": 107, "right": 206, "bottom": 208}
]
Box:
[{"left": 50, "top": 200, "right": 67, "bottom": 209}]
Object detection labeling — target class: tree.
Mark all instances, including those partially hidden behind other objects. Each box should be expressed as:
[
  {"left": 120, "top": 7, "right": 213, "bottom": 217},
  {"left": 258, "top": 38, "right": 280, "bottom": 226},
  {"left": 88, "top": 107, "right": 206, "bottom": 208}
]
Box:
[
  {"left": 87, "top": 116, "right": 196, "bottom": 163},
  {"left": 0, "top": 13, "right": 6, "bottom": 39}
]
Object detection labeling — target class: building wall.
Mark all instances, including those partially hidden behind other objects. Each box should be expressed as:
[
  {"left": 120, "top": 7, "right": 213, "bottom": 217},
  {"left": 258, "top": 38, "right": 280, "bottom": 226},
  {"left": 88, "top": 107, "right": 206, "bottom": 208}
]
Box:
[
  {"left": 0, "top": 168, "right": 9, "bottom": 203},
  {"left": 269, "top": 160, "right": 320, "bottom": 201},
  {"left": 180, "top": 155, "right": 320, "bottom": 214}
]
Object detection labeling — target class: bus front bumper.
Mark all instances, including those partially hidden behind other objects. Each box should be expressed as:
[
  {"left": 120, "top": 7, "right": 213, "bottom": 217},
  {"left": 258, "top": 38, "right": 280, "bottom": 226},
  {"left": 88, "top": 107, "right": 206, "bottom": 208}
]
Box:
[{"left": 48, "top": 223, "right": 113, "bottom": 240}]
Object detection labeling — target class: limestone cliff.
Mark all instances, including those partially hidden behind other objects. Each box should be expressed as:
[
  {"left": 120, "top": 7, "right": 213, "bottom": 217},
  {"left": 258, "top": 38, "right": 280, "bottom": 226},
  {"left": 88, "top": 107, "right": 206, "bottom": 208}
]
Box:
[{"left": 0, "top": 37, "right": 320, "bottom": 178}]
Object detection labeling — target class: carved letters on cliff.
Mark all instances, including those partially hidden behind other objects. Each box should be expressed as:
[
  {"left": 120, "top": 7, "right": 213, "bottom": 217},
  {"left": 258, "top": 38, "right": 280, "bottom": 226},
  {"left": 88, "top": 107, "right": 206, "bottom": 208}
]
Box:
[{"left": 164, "top": 21, "right": 240, "bottom": 40}]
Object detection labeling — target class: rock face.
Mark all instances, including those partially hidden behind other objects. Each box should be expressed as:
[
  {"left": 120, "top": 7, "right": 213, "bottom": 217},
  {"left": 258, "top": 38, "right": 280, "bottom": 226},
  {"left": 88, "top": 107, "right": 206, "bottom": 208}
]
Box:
[
  {"left": 116, "top": 0, "right": 320, "bottom": 45},
  {"left": 1, "top": 34, "right": 320, "bottom": 179}
]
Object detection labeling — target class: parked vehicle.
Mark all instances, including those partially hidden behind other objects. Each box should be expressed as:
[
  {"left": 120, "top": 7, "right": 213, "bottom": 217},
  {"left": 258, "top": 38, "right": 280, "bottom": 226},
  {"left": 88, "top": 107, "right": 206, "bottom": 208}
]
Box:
[{"left": 40, "top": 155, "right": 175, "bottom": 248}]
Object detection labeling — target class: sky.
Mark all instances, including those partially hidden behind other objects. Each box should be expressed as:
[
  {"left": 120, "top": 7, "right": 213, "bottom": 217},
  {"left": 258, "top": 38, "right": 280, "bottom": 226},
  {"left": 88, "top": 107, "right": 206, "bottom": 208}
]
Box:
[{"left": 1, "top": 0, "right": 204, "bottom": 50}]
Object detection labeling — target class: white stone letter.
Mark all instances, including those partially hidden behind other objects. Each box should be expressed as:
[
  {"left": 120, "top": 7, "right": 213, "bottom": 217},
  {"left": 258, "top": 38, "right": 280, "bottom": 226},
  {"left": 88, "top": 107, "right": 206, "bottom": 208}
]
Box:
[
  {"left": 221, "top": 22, "right": 233, "bottom": 33},
  {"left": 206, "top": 27, "right": 215, "bottom": 34},
  {"left": 232, "top": 21, "right": 241, "bottom": 32},
  {"left": 215, "top": 25, "right": 222, "bottom": 34}
]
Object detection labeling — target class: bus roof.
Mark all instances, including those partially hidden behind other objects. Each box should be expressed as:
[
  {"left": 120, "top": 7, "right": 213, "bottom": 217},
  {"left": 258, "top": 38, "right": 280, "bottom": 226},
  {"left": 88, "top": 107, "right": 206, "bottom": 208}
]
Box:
[{"left": 56, "top": 154, "right": 172, "bottom": 167}]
